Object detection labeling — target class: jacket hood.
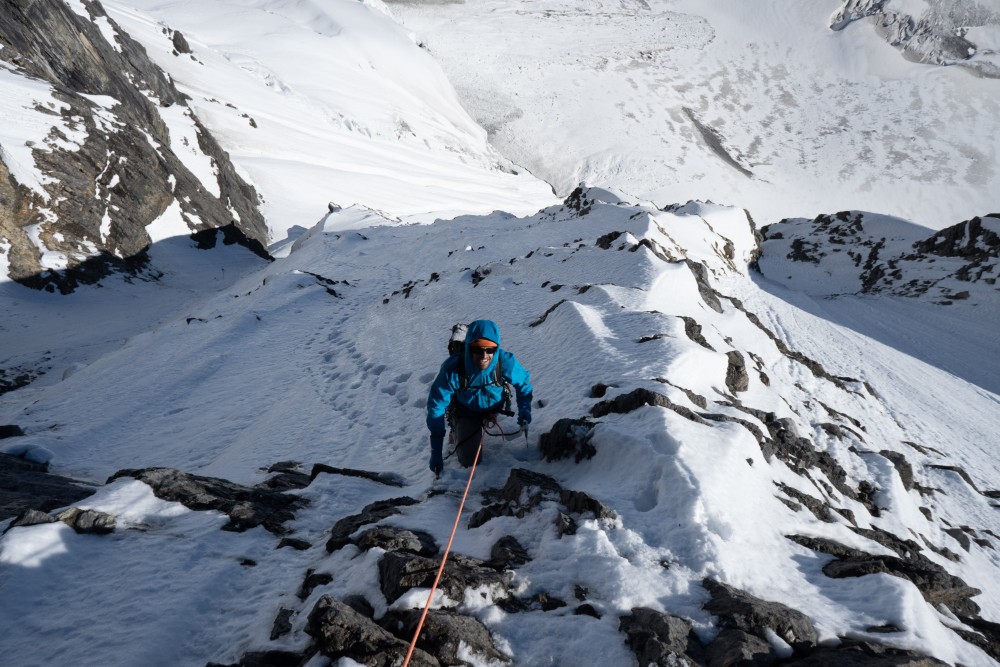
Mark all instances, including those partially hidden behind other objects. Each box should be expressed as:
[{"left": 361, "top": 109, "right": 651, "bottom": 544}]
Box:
[{"left": 465, "top": 319, "right": 500, "bottom": 347}]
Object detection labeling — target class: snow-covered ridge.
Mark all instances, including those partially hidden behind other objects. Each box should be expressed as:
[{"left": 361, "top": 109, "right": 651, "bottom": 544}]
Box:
[{"left": 2, "top": 188, "right": 997, "bottom": 665}]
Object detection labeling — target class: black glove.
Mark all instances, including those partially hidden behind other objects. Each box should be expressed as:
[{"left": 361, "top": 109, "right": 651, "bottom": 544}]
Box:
[{"left": 429, "top": 433, "right": 444, "bottom": 474}]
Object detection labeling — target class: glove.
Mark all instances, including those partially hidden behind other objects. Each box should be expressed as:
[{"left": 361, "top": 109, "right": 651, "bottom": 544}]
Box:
[
  {"left": 429, "top": 433, "right": 444, "bottom": 474},
  {"left": 517, "top": 413, "right": 530, "bottom": 439}
]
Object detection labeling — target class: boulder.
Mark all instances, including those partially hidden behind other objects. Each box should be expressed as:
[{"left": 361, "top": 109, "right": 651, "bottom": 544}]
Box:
[
  {"left": 307, "top": 595, "right": 438, "bottom": 666},
  {"left": 705, "top": 628, "right": 774, "bottom": 666},
  {"left": 354, "top": 525, "right": 438, "bottom": 557},
  {"left": 619, "top": 607, "right": 706, "bottom": 666},
  {"left": 703, "top": 579, "right": 818, "bottom": 651},
  {"left": 326, "top": 496, "right": 420, "bottom": 552},
  {"left": 539, "top": 418, "right": 596, "bottom": 462},
  {"left": 378, "top": 550, "right": 512, "bottom": 605},
  {"left": 380, "top": 608, "right": 511, "bottom": 664},
  {"left": 55, "top": 507, "right": 116, "bottom": 535},
  {"left": 469, "top": 468, "right": 615, "bottom": 531}
]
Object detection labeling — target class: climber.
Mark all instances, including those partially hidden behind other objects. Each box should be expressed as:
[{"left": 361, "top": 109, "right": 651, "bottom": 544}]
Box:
[{"left": 426, "top": 320, "right": 533, "bottom": 474}]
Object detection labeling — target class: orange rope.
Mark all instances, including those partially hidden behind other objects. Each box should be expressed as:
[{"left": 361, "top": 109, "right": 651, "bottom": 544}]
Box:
[{"left": 402, "top": 432, "right": 484, "bottom": 666}]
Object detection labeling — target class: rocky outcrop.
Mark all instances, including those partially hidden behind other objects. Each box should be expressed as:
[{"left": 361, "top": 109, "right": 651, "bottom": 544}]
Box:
[
  {"left": 0, "top": 451, "right": 96, "bottom": 521},
  {"left": 619, "top": 580, "right": 949, "bottom": 666},
  {"left": 760, "top": 211, "right": 1000, "bottom": 303},
  {"left": 830, "top": 0, "right": 1000, "bottom": 78},
  {"left": 107, "top": 467, "right": 306, "bottom": 534},
  {"left": 467, "top": 467, "right": 616, "bottom": 531},
  {"left": 0, "top": 0, "right": 267, "bottom": 291},
  {"left": 307, "top": 595, "right": 439, "bottom": 667}
]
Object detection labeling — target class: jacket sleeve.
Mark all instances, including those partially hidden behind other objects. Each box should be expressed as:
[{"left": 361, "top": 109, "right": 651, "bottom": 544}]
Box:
[
  {"left": 504, "top": 352, "right": 533, "bottom": 420},
  {"left": 426, "top": 360, "right": 457, "bottom": 437}
]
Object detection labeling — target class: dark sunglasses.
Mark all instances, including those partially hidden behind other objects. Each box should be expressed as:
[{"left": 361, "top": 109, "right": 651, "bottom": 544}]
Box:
[{"left": 470, "top": 346, "right": 498, "bottom": 356}]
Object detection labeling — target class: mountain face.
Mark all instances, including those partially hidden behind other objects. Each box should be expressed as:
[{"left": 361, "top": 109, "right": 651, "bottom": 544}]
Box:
[
  {"left": 831, "top": 0, "right": 1000, "bottom": 77},
  {"left": 0, "top": 0, "right": 267, "bottom": 292},
  {"left": 759, "top": 211, "right": 1000, "bottom": 301}
]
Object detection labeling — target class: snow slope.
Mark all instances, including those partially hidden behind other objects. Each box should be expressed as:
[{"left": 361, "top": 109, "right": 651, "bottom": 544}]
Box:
[
  {"left": 2, "top": 189, "right": 998, "bottom": 665},
  {"left": 389, "top": 0, "right": 1000, "bottom": 230},
  {"left": 101, "top": 0, "right": 556, "bottom": 242}
]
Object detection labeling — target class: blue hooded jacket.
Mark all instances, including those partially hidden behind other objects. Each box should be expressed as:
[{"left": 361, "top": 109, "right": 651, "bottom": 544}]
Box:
[{"left": 426, "top": 320, "right": 532, "bottom": 437}]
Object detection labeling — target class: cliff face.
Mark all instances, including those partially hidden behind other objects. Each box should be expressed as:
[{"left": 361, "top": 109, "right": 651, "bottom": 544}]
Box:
[{"left": 0, "top": 0, "right": 267, "bottom": 292}]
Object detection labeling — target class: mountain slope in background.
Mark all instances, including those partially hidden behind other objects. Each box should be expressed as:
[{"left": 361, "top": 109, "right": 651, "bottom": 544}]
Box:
[
  {"left": 388, "top": 0, "right": 1000, "bottom": 230},
  {"left": 0, "top": 0, "right": 268, "bottom": 291}
]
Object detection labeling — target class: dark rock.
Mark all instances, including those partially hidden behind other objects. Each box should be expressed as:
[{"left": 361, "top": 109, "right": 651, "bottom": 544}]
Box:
[
  {"left": 354, "top": 526, "right": 438, "bottom": 557},
  {"left": 170, "top": 30, "right": 191, "bottom": 55},
  {"left": 498, "top": 592, "right": 567, "bottom": 614},
  {"left": 590, "top": 383, "right": 612, "bottom": 398},
  {"left": 705, "top": 627, "right": 774, "bottom": 666},
  {"left": 342, "top": 594, "right": 375, "bottom": 619},
  {"left": 7, "top": 508, "right": 56, "bottom": 531},
  {"left": 0, "top": 451, "right": 96, "bottom": 521},
  {"left": 55, "top": 507, "right": 116, "bottom": 534},
  {"left": 596, "top": 230, "right": 625, "bottom": 249},
  {"left": 488, "top": 535, "right": 530, "bottom": 570},
  {"left": 775, "top": 483, "right": 834, "bottom": 523},
  {"left": 787, "top": 534, "right": 982, "bottom": 618},
  {"left": 879, "top": 451, "right": 914, "bottom": 491},
  {"left": 539, "top": 417, "right": 596, "bottom": 462},
  {"left": 686, "top": 260, "right": 725, "bottom": 313},
  {"left": 381, "top": 608, "right": 510, "bottom": 664},
  {"left": 591, "top": 387, "right": 702, "bottom": 421},
  {"left": 620, "top": 607, "right": 706, "bottom": 667},
  {"left": 951, "top": 614, "right": 1000, "bottom": 663},
  {"left": 866, "top": 624, "right": 904, "bottom": 633},
  {"left": 257, "top": 470, "right": 312, "bottom": 492},
  {"left": 269, "top": 607, "right": 294, "bottom": 641},
  {"left": 470, "top": 468, "right": 613, "bottom": 535},
  {"left": 109, "top": 467, "right": 306, "bottom": 535},
  {"left": 276, "top": 538, "right": 311, "bottom": 551},
  {"left": 560, "top": 489, "right": 616, "bottom": 520},
  {"left": 378, "top": 550, "right": 512, "bottom": 605},
  {"left": 471, "top": 468, "right": 562, "bottom": 526},
  {"left": 298, "top": 569, "right": 333, "bottom": 601},
  {"left": 307, "top": 595, "right": 438, "bottom": 666},
  {"left": 703, "top": 578, "right": 818, "bottom": 649},
  {"left": 782, "top": 638, "right": 947, "bottom": 665},
  {"left": 575, "top": 604, "right": 601, "bottom": 618},
  {"left": 309, "top": 464, "right": 405, "bottom": 487},
  {"left": 325, "top": 496, "right": 419, "bottom": 552},
  {"left": 725, "top": 351, "right": 749, "bottom": 393},
  {"left": 0, "top": 425, "right": 25, "bottom": 439},
  {"left": 555, "top": 511, "right": 578, "bottom": 536},
  {"left": 213, "top": 650, "right": 308, "bottom": 667},
  {"left": 681, "top": 316, "right": 715, "bottom": 350}
]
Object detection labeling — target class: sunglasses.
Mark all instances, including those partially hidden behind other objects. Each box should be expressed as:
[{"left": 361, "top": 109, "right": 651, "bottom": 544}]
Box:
[{"left": 470, "top": 346, "right": 498, "bottom": 356}]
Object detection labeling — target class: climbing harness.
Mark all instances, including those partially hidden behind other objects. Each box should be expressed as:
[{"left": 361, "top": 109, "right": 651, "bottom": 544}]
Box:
[{"left": 402, "top": 429, "right": 485, "bottom": 666}]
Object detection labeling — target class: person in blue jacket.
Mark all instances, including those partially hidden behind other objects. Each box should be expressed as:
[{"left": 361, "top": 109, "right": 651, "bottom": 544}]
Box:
[{"left": 426, "top": 320, "right": 532, "bottom": 474}]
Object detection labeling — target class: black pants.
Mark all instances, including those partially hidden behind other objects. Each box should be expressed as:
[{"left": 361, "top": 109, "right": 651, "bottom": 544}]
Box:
[{"left": 449, "top": 411, "right": 493, "bottom": 467}]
